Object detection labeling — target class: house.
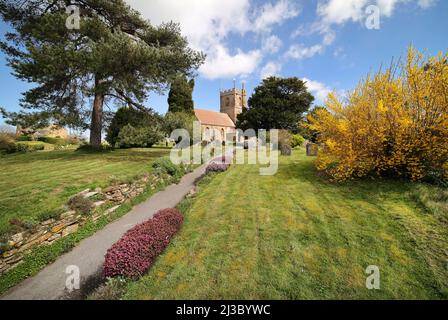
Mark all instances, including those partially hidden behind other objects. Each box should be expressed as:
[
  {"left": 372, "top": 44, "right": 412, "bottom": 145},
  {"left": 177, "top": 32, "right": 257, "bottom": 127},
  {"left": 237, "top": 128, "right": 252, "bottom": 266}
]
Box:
[
  {"left": 194, "top": 84, "right": 247, "bottom": 142},
  {"left": 16, "top": 124, "right": 69, "bottom": 139}
]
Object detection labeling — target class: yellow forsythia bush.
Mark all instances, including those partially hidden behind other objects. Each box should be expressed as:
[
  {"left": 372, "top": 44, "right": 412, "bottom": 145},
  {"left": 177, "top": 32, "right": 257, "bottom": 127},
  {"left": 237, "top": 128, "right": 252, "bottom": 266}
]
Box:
[{"left": 308, "top": 47, "right": 448, "bottom": 182}]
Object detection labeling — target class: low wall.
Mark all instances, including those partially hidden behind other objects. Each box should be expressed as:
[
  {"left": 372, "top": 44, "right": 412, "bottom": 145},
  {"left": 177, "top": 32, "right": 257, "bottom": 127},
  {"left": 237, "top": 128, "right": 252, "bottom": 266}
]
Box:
[{"left": 0, "top": 173, "right": 166, "bottom": 274}]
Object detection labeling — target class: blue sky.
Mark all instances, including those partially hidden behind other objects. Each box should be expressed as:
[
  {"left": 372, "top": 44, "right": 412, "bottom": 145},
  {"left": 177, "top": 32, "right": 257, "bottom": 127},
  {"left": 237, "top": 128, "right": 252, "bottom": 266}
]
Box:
[{"left": 1, "top": 0, "right": 447, "bottom": 127}]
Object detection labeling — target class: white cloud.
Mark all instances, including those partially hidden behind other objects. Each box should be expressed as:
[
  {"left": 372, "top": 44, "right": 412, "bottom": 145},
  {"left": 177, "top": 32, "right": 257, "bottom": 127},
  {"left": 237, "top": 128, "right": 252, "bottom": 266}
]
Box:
[
  {"left": 309, "top": 0, "right": 437, "bottom": 63},
  {"left": 285, "top": 44, "right": 324, "bottom": 60},
  {"left": 260, "top": 61, "right": 282, "bottom": 79},
  {"left": 333, "top": 46, "right": 346, "bottom": 58},
  {"left": 302, "top": 78, "right": 332, "bottom": 102},
  {"left": 126, "top": 0, "right": 300, "bottom": 80},
  {"left": 262, "top": 35, "right": 283, "bottom": 54},
  {"left": 253, "top": 0, "right": 301, "bottom": 32},
  {"left": 317, "top": 0, "right": 369, "bottom": 25},
  {"left": 200, "top": 45, "right": 262, "bottom": 80},
  {"left": 417, "top": 0, "right": 437, "bottom": 8},
  {"left": 126, "top": 0, "right": 250, "bottom": 50},
  {"left": 317, "top": 0, "right": 437, "bottom": 26}
]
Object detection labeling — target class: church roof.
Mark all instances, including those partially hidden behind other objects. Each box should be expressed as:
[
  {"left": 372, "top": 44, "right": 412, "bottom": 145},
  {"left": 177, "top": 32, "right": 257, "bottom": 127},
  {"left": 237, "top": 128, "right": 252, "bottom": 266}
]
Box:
[{"left": 194, "top": 109, "right": 235, "bottom": 128}]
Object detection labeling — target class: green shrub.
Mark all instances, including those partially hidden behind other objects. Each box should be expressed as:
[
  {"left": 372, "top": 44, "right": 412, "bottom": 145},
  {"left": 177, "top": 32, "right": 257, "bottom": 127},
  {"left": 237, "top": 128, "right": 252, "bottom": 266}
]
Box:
[
  {"left": 291, "top": 134, "right": 305, "bottom": 148},
  {"left": 67, "top": 195, "right": 94, "bottom": 215},
  {"left": 17, "top": 135, "right": 32, "bottom": 141},
  {"left": 163, "top": 112, "right": 196, "bottom": 142},
  {"left": 116, "top": 125, "right": 164, "bottom": 149},
  {"left": 38, "top": 136, "right": 66, "bottom": 145},
  {"left": 152, "top": 157, "right": 184, "bottom": 178},
  {"left": 16, "top": 142, "right": 45, "bottom": 153},
  {"left": 106, "top": 107, "right": 163, "bottom": 146}
]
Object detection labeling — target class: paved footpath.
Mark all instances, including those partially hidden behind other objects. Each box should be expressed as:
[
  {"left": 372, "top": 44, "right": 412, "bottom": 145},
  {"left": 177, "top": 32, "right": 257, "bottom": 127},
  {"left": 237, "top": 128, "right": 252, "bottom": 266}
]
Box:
[{"left": 1, "top": 164, "right": 207, "bottom": 300}]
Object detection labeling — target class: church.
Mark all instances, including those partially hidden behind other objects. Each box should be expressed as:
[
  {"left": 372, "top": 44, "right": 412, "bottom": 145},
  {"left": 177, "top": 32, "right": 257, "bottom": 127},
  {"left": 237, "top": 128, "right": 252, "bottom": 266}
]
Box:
[{"left": 194, "top": 84, "right": 247, "bottom": 142}]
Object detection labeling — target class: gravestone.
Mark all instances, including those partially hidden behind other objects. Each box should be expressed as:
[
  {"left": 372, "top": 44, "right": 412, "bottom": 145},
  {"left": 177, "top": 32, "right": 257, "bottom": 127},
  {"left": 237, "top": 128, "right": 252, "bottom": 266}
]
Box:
[{"left": 306, "top": 143, "right": 318, "bottom": 156}]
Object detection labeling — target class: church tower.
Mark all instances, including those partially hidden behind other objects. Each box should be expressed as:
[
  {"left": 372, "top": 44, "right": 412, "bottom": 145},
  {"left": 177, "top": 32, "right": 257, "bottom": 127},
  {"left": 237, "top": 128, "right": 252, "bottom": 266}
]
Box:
[{"left": 220, "top": 82, "right": 247, "bottom": 125}]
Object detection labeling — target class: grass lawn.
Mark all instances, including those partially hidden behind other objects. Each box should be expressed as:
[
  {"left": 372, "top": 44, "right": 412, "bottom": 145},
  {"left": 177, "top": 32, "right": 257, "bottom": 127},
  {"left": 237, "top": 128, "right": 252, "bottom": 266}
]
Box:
[
  {"left": 123, "top": 148, "right": 448, "bottom": 300},
  {"left": 0, "top": 148, "right": 169, "bottom": 236}
]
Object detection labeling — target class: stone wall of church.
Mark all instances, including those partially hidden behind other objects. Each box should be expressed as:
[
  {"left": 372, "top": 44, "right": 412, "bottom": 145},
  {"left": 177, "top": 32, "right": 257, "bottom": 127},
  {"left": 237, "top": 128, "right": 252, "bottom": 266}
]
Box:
[
  {"left": 220, "top": 87, "right": 246, "bottom": 124},
  {"left": 202, "top": 125, "right": 236, "bottom": 142}
]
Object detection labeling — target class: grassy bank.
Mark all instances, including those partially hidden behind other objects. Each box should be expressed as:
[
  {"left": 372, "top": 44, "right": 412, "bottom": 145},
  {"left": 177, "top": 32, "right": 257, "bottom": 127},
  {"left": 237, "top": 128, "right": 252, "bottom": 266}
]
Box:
[
  {"left": 0, "top": 148, "right": 169, "bottom": 236},
  {"left": 122, "top": 149, "right": 447, "bottom": 299},
  {"left": 0, "top": 151, "right": 193, "bottom": 295}
]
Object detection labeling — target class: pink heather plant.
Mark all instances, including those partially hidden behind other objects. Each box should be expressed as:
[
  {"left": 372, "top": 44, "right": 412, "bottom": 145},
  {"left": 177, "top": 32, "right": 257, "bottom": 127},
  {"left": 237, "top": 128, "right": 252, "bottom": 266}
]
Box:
[
  {"left": 103, "top": 208, "right": 183, "bottom": 278},
  {"left": 205, "top": 162, "right": 230, "bottom": 173}
]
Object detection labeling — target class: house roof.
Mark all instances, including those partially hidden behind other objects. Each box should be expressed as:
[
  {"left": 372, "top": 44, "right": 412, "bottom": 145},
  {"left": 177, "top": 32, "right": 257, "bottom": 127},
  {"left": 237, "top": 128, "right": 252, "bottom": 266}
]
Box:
[{"left": 194, "top": 109, "right": 235, "bottom": 128}]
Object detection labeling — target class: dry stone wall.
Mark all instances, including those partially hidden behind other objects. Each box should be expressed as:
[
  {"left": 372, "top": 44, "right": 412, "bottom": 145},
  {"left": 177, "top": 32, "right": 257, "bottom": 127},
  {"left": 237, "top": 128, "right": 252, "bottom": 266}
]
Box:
[{"left": 0, "top": 173, "right": 169, "bottom": 274}]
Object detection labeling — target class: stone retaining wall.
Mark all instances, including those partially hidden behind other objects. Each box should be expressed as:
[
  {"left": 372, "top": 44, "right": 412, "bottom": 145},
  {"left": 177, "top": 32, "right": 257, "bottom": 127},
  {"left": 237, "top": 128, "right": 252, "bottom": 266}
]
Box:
[{"left": 0, "top": 173, "right": 168, "bottom": 274}]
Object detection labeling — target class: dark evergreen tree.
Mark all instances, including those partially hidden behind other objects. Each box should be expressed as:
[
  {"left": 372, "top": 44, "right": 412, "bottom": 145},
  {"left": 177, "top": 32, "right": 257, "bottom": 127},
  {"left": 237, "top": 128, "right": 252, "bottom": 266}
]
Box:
[
  {"left": 0, "top": 0, "right": 205, "bottom": 148},
  {"left": 167, "top": 75, "right": 195, "bottom": 114},
  {"left": 236, "top": 77, "right": 314, "bottom": 132},
  {"left": 106, "top": 106, "right": 162, "bottom": 147}
]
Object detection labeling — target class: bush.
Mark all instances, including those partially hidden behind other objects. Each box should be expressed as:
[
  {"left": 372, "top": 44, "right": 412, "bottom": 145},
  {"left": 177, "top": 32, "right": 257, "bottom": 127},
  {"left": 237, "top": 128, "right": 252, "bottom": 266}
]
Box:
[
  {"left": 206, "top": 162, "right": 230, "bottom": 173},
  {"left": 15, "top": 142, "right": 45, "bottom": 153},
  {"left": 103, "top": 208, "right": 183, "bottom": 278},
  {"left": 299, "top": 106, "right": 330, "bottom": 143},
  {"left": 106, "top": 107, "right": 163, "bottom": 146},
  {"left": 0, "top": 133, "right": 17, "bottom": 153},
  {"left": 37, "top": 136, "right": 66, "bottom": 145},
  {"left": 205, "top": 155, "right": 232, "bottom": 173},
  {"left": 116, "top": 125, "right": 164, "bottom": 149},
  {"left": 152, "top": 157, "right": 184, "bottom": 178},
  {"left": 1, "top": 137, "right": 46, "bottom": 154},
  {"left": 291, "top": 134, "right": 305, "bottom": 148},
  {"left": 67, "top": 195, "right": 94, "bottom": 215},
  {"left": 163, "top": 112, "right": 196, "bottom": 142},
  {"left": 17, "top": 135, "right": 32, "bottom": 141},
  {"left": 309, "top": 47, "right": 448, "bottom": 182}
]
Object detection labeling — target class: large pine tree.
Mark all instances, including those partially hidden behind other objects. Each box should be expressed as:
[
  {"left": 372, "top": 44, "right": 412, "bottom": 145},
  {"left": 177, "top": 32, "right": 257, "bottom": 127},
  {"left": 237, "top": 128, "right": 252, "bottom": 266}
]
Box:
[{"left": 0, "top": 0, "right": 204, "bottom": 148}]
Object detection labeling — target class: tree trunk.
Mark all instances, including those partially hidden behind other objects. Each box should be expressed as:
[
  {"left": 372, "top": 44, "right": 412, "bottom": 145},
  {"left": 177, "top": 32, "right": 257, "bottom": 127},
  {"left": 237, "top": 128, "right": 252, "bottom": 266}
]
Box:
[{"left": 90, "top": 78, "right": 104, "bottom": 149}]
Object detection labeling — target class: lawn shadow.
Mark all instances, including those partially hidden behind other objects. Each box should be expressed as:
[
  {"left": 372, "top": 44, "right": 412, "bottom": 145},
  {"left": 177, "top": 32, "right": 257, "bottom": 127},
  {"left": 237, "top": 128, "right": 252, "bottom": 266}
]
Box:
[{"left": 276, "top": 153, "right": 415, "bottom": 205}]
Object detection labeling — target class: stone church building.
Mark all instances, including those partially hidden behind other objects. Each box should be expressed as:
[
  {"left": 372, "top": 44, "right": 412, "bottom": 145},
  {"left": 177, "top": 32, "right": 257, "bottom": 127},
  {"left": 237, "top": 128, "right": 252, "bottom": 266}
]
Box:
[{"left": 194, "top": 84, "right": 247, "bottom": 142}]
